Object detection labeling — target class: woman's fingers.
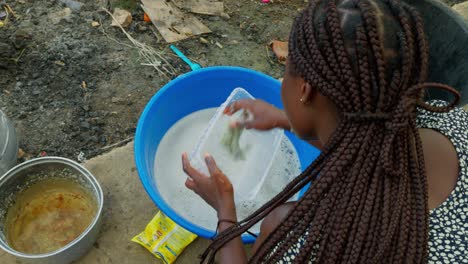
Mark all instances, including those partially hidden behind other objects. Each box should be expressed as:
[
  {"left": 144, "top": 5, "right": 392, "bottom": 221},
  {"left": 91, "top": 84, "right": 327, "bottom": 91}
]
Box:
[
  {"left": 185, "top": 178, "right": 196, "bottom": 191},
  {"left": 223, "top": 99, "right": 253, "bottom": 115},
  {"left": 205, "top": 153, "right": 232, "bottom": 187},
  {"left": 182, "top": 152, "right": 203, "bottom": 181},
  {"left": 229, "top": 118, "right": 254, "bottom": 129},
  {"left": 204, "top": 153, "right": 220, "bottom": 176},
  {"left": 205, "top": 153, "right": 225, "bottom": 182}
]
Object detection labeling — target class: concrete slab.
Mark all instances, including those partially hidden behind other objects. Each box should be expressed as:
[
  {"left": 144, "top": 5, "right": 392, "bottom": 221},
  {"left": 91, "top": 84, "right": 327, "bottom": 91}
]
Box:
[{"left": 2, "top": 142, "right": 210, "bottom": 264}]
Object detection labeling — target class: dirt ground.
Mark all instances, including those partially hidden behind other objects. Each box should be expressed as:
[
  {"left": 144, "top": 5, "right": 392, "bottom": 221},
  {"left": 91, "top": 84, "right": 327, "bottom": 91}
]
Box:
[
  {"left": 0, "top": 0, "right": 306, "bottom": 161},
  {"left": 0, "top": 0, "right": 464, "bottom": 161}
]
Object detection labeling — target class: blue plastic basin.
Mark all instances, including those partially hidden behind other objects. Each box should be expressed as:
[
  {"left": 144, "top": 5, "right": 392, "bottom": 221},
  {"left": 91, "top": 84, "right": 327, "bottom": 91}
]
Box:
[{"left": 134, "top": 66, "right": 320, "bottom": 243}]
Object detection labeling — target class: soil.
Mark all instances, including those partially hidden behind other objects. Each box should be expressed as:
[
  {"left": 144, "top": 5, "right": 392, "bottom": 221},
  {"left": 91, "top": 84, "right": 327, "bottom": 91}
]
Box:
[{"left": 0, "top": 0, "right": 464, "bottom": 161}]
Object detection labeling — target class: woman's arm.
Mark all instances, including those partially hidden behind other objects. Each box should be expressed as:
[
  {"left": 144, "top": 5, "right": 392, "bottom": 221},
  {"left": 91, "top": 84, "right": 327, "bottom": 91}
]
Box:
[
  {"left": 216, "top": 203, "right": 248, "bottom": 264},
  {"left": 223, "top": 99, "right": 324, "bottom": 150},
  {"left": 182, "top": 153, "right": 248, "bottom": 263}
]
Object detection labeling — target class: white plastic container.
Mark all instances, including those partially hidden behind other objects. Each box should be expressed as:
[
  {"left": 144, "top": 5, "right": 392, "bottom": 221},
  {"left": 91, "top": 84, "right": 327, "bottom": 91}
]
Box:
[{"left": 190, "top": 88, "right": 283, "bottom": 202}]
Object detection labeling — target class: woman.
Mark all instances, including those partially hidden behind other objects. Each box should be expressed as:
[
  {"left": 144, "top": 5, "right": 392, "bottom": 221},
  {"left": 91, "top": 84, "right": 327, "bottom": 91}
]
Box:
[{"left": 182, "top": 0, "right": 467, "bottom": 262}]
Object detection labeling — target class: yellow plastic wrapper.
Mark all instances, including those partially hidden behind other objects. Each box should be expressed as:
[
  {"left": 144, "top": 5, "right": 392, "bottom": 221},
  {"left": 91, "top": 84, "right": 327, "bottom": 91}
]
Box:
[{"left": 132, "top": 211, "right": 197, "bottom": 264}]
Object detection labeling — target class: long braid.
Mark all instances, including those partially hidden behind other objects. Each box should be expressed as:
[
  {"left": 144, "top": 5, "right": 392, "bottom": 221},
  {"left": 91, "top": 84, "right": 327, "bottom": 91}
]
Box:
[
  {"left": 343, "top": 125, "right": 381, "bottom": 263},
  {"left": 325, "top": 1, "right": 360, "bottom": 111},
  {"left": 263, "top": 125, "right": 358, "bottom": 263},
  {"left": 356, "top": 0, "right": 388, "bottom": 110},
  {"left": 199, "top": 0, "right": 461, "bottom": 263}
]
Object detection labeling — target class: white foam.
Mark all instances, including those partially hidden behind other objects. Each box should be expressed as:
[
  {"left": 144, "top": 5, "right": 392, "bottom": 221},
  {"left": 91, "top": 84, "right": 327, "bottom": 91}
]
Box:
[{"left": 153, "top": 108, "right": 301, "bottom": 233}]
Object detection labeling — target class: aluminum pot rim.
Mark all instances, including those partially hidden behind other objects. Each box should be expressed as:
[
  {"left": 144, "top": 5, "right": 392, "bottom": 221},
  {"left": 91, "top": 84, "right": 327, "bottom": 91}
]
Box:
[{"left": 0, "top": 156, "right": 104, "bottom": 259}]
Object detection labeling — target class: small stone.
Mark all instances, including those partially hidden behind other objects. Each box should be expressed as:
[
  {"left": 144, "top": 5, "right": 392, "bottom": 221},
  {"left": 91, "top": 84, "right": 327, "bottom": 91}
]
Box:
[
  {"left": 89, "top": 136, "right": 99, "bottom": 143},
  {"left": 60, "top": 0, "right": 83, "bottom": 12},
  {"left": 91, "top": 21, "right": 100, "bottom": 27},
  {"left": 49, "top": 8, "right": 72, "bottom": 25},
  {"left": 0, "top": 42, "right": 14, "bottom": 58},
  {"left": 200, "top": 37, "right": 209, "bottom": 44},
  {"left": 111, "top": 97, "right": 122, "bottom": 104},
  {"left": 136, "top": 23, "right": 148, "bottom": 32},
  {"left": 208, "top": 16, "right": 220, "bottom": 22},
  {"left": 80, "top": 121, "right": 91, "bottom": 129},
  {"left": 215, "top": 42, "right": 223, "bottom": 49},
  {"left": 18, "top": 111, "right": 27, "bottom": 119},
  {"left": 220, "top": 12, "right": 230, "bottom": 19},
  {"left": 0, "top": 11, "right": 7, "bottom": 20},
  {"left": 11, "top": 27, "right": 33, "bottom": 49}
]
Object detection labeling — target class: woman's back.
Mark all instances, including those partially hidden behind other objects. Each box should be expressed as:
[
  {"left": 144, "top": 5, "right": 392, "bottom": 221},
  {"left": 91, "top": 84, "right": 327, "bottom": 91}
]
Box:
[{"left": 418, "top": 101, "right": 468, "bottom": 263}]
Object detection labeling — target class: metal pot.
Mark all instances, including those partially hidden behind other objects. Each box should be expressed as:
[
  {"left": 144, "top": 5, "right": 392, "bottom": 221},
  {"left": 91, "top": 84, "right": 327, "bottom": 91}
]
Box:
[
  {"left": 0, "top": 110, "right": 18, "bottom": 177},
  {"left": 0, "top": 157, "right": 104, "bottom": 264}
]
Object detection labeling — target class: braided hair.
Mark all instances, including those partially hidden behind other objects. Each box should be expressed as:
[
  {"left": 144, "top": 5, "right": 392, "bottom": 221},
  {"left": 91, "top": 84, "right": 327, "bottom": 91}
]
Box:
[{"left": 200, "top": 0, "right": 461, "bottom": 263}]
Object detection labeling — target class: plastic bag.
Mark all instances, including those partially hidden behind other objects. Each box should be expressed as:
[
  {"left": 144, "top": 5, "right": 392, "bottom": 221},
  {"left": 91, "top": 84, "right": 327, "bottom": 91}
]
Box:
[{"left": 132, "top": 211, "right": 197, "bottom": 264}]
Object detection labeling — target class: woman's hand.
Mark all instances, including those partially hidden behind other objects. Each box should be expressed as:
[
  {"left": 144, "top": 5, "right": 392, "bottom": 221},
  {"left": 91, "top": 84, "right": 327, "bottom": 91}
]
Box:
[
  {"left": 223, "top": 99, "right": 290, "bottom": 131},
  {"left": 182, "top": 153, "right": 236, "bottom": 218}
]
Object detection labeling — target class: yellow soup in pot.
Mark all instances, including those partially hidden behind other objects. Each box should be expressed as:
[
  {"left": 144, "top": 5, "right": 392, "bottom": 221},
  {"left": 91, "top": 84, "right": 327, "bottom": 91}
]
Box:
[{"left": 5, "top": 178, "right": 97, "bottom": 254}]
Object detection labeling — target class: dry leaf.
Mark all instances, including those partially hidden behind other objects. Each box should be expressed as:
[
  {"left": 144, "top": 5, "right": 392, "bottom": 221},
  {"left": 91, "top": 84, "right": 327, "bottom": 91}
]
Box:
[
  {"left": 110, "top": 8, "right": 132, "bottom": 28},
  {"left": 270, "top": 40, "right": 288, "bottom": 64},
  {"left": 18, "top": 148, "right": 25, "bottom": 159}
]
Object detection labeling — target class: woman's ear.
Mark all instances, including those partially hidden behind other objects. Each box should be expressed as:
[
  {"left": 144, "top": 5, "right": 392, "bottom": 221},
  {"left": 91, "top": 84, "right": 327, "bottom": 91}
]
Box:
[{"left": 300, "top": 82, "right": 316, "bottom": 104}]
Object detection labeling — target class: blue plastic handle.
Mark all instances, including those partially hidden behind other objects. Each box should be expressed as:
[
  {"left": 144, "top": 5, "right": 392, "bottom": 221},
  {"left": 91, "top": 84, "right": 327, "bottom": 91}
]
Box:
[{"left": 170, "top": 45, "right": 202, "bottom": 71}]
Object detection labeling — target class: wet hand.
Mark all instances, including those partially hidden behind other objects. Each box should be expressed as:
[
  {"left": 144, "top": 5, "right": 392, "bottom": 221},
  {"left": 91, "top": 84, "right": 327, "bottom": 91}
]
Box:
[
  {"left": 182, "top": 153, "right": 235, "bottom": 216},
  {"left": 223, "top": 99, "right": 290, "bottom": 130}
]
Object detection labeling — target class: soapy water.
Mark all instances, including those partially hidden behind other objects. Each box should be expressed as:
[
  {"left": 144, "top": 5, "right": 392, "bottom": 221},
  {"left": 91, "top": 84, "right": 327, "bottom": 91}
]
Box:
[{"left": 154, "top": 108, "right": 301, "bottom": 233}]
